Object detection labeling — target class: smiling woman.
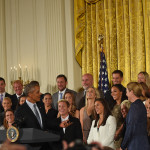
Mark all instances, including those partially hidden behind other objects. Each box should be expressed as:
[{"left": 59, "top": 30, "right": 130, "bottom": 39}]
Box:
[
  {"left": 87, "top": 98, "right": 116, "bottom": 149},
  {"left": 80, "top": 87, "right": 100, "bottom": 143},
  {"left": 111, "top": 84, "right": 124, "bottom": 149},
  {"left": 3, "top": 109, "right": 15, "bottom": 129}
]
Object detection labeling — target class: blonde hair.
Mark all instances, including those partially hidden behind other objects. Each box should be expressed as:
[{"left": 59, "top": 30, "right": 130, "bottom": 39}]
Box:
[
  {"left": 138, "top": 72, "right": 150, "bottom": 89},
  {"left": 13, "top": 80, "right": 23, "bottom": 86},
  {"left": 85, "top": 87, "right": 100, "bottom": 106},
  {"left": 121, "top": 100, "right": 131, "bottom": 110},
  {"left": 58, "top": 99, "right": 70, "bottom": 107},
  {"left": 127, "top": 82, "right": 143, "bottom": 98},
  {"left": 2, "top": 97, "right": 12, "bottom": 104}
]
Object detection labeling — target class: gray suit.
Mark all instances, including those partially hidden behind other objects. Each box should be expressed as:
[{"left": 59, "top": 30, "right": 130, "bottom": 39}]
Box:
[
  {"left": 75, "top": 91, "right": 85, "bottom": 110},
  {"left": 52, "top": 88, "right": 77, "bottom": 110}
]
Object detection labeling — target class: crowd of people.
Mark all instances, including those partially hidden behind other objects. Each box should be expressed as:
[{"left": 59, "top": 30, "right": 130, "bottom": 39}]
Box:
[{"left": 0, "top": 70, "right": 150, "bottom": 150}]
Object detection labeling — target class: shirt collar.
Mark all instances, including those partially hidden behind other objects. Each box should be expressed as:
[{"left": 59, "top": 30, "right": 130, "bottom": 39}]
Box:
[
  {"left": 59, "top": 88, "right": 67, "bottom": 95},
  {"left": 0, "top": 92, "right": 5, "bottom": 96},
  {"left": 61, "top": 115, "right": 69, "bottom": 122},
  {"left": 26, "top": 100, "right": 36, "bottom": 108},
  {"left": 16, "top": 93, "right": 23, "bottom": 98}
]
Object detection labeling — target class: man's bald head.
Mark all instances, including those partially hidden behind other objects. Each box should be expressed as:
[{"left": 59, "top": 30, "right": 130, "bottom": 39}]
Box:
[{"left": 82, "top": 73, "right": 93, "bottom": 90}]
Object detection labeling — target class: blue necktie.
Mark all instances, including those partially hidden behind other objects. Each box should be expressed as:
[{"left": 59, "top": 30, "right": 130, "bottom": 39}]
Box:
[{"left": 60, "top": 93, "right": 63, "bottom": 99}]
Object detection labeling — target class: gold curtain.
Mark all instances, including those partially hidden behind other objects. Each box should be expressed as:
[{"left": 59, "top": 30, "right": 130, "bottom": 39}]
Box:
[{"left": 74, "top": 0, "right": 150, "bottom": 88}]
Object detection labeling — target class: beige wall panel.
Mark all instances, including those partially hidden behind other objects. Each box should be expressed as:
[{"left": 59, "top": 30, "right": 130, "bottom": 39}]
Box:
[{"left": 3, "top": 0, "right": 81, "bottom": 94}]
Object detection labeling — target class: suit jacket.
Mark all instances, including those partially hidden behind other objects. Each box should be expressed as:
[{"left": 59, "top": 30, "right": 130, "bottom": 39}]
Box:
[
  {"left": 75, "top": 91, "right": 85, "bottom": 110},
  {"left": 11, "top": 94, "right": 20, "bottom": 111},
  {"left": 0, "top": 92, "right": 12, "bottom": 113},
  {"left": 15, "top": 101, "right": 47, "bottom": 130},
  {"left": 52, "top": 88, "right": 77, "bottom": 110},
  {"left": 121, "top": 99, "right": 150, "bottom": 150},
  {"left": 47, "top": 115, "right": 83, "bottom": 144},
  {"left": 105, "top": 85, "right": 128, "bottom": 110},
  {"left": 75, "top": 89, "right": 104, "bottom": 110}
]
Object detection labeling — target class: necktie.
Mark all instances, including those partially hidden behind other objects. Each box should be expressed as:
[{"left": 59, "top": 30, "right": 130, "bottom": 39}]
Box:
[
  {"left": 60, "top": 93, "right": 63, "bottom": 99},
  {"left": 33, "top": 104, "right": 42, "bottom": 128},
  {"left": 0, "top": 94, "right": 3, "bottom": 102}
]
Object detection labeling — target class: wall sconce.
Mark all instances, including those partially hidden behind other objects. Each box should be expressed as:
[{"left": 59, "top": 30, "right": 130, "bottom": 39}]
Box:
[{"left": 10, "top": 64, "right": 30, "bottom": 86}]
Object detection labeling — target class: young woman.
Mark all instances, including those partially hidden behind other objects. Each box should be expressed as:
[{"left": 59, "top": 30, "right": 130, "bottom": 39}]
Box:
[
  {"left": 0, "top": 109, "right": 15, "bottom": 130},
  {"left": 64, "top": 91, "right": 79, "bottom": 119},
  {"left": 80, "top": 87, "right": 100, "bottom": 143},
  {"left": 111, "top": 84, "right": 124, "bottom": 149},
  {"left": 0, "top": 97, "right": 12, "bottom": 126},
  {"left": 87, "top": 98, "right": 116, "bottom": 149},
  {"left": 120, "top": 82, "right": 150, "bottom": 150},
  {"left": 43, "top": 93, "right": 58, "bottom": 120},
  {"left": 138, "top": 71, "right": 150, "bottom": 89},
  {"left": 3, "top": 109, "right": 15, "bottom": 129}
]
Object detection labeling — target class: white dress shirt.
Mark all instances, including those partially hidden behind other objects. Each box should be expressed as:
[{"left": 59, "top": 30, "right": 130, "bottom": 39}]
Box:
[
  {"left": 16, "top": 93, "right": 23, "bottom": 99},
  {"left": 87, "top": 115, "right": 116, "bottom": 149},
  {"left": 61, "top": 115, "right": 69, "bottom": 133}
]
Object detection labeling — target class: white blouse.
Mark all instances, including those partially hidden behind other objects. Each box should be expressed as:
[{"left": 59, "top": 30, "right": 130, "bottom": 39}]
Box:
[{"left": 87, "top": 115, "right": 116, "bottom": 149}]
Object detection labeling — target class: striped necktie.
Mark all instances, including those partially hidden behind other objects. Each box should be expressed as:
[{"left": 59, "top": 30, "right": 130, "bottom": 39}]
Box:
[{"left": 33, "top": 104, "right": 42, "bottom": 128}]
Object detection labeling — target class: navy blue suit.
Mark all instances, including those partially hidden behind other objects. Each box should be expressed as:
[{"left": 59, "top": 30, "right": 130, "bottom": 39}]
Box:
[
  {"left": 15, "top": 101, "right": 47, "bottom": 130},
  {"left": 121, "top": 99, "right": 150, "bottom": 150}
]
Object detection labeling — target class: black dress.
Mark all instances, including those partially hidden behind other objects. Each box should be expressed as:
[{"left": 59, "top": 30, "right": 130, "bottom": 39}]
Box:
[{"left": 46, "top": 108, "right": 58, "bottom": 121}]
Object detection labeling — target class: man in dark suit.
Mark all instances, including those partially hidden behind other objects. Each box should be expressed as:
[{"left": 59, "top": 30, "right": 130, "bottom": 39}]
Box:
[
  {"left": 52, "top": 74, "right": 77, "bottom": 110},
  {"left": 11, "top": 80, "right": 24, "bottom": 110},
  {"left": 15, "top": 82, "right": 49, "bottom": 150},
  {"left": 47, "top": 99, "right": 82, "bottom": 149},
  {"left": 75, "top": 73, "right": 104, "bottom": 110},
  {"left": 105, "top": 70, "right": 128, "bottom": 110},
  {"left": 0, "top": 77, "right": 12, "bottom": 112},
  {"left": 15, "top": 81, "right": 46, "bottom": 130}
]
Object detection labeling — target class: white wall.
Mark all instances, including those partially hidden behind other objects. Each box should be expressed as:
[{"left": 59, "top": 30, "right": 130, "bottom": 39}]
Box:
[{"left": 0, "top": 0, "right": 81, "bottom": 94}]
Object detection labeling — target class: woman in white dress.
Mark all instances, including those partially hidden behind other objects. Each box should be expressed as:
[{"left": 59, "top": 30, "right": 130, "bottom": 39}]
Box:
[{"left": 87, "top": 98, "right": 116, "bottom": 149}]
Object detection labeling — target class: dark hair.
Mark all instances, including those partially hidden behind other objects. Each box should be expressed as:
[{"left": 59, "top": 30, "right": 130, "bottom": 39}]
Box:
[
  {"left": 112, "top": 70, "right": 123, "bottom": 78},
  {"left": 56, "top": 74, "right": 67, "bottom": 82},
  {"left": 24, "top": 82, "right": 39, "bottom": 96},
  {"left": 111, "top": 84, "right": 123, "bottom": 92},
  {"left": 16, "top": 94, "right": 26, "bottom": 108},
  {"left": 94, "top": 98, "right": 111, "bottom": 127},
  {"left": 30, "top": 80, "right": 40, "bottom": 86},
  {"left": 43, "top": 93, "right": 52, "bottom": 98},
  {"left": 0, "top": 77, "right": 5, "bottom": 84}
]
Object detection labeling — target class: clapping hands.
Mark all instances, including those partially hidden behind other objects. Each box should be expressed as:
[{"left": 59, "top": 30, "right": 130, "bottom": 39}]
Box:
[{"left": 59, "top": 119, "right": 73, "bottom": 128}]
